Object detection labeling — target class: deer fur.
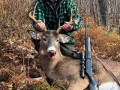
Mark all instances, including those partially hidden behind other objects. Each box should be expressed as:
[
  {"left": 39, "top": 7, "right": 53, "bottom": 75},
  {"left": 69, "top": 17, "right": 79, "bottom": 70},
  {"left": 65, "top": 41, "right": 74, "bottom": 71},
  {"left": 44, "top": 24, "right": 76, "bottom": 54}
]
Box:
[{"left": 28, "top": 30, "right": 120, "bottom": 90}]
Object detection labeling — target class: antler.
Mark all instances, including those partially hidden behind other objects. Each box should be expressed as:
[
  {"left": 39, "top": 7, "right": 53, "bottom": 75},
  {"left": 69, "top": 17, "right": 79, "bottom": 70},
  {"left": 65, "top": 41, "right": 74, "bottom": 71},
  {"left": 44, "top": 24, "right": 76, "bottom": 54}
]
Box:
[
  {"left": 56, "top": 7, "right": 78, "bottom": 33},
  {"left": 69, "top": 7, "right": 78, "bottom": 25},
  {"left": 56, "top": 19, "right": 63, "bottom": 33},
  {"left": 28, "top": 2, "right": 47, "bottom": 31}
]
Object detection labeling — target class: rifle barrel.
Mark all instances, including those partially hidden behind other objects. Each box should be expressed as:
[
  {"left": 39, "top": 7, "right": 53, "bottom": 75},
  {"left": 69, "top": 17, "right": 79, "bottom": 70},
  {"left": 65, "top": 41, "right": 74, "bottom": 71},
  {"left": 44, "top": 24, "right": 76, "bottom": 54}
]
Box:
[{"left": 85, "top": 34, "right": 98, "bottom": 90}]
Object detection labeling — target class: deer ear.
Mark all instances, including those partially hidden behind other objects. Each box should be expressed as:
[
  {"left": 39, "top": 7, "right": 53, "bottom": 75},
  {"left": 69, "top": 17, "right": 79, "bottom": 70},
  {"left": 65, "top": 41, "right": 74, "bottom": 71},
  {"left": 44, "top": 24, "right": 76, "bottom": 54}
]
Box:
[
  {"left": 59, "top": 34, "right": 74, "bottom": 43},
  {"left": 27, "top": 30, "right": 42, "bottom": 40}
]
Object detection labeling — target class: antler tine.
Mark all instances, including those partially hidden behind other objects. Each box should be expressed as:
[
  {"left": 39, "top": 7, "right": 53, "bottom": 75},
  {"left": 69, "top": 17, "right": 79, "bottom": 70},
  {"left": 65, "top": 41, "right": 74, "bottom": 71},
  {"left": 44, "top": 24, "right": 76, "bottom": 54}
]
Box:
[
  {"left": 28, "top": 2, "right": 39, "bottom": 23},
  {"left": 56, "top": 26, "right": 63, "bottom": 33},
  {"left": 28, "top": 9, "right": 38, "bottom": 23},
  {"left": 73, "top": 7, "right": 78, "bottom": 25},
  {"left": 57, "top": 19, "right": 62, "bottom": 33},
  {"left": 70, "top": 8, "right": 72, "bottom": 22},
  {"left": 67, "top": 7, "right": 78, "bottom": 26},
  {"left": 28, "top": 2, "right": 47, "bottom": 31},
  {"left": 57, "top": 9, "right": 72, "bottom": 33},
  {"left": 57, "top": 7, "right": 78, "bottom": 33}
]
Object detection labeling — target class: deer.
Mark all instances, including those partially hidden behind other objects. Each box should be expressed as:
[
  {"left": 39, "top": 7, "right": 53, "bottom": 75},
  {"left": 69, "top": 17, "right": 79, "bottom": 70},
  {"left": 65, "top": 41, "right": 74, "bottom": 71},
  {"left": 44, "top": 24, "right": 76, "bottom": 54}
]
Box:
[{"left": 27, "top": 3, "right": 120, "bottom": 90}]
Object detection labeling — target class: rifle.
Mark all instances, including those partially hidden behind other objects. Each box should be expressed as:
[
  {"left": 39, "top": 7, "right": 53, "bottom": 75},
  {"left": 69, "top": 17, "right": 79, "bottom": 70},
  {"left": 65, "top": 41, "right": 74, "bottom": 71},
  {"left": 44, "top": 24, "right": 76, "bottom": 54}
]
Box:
[{"left": 80, "top": 24, "right": 98, "bottom": 90}]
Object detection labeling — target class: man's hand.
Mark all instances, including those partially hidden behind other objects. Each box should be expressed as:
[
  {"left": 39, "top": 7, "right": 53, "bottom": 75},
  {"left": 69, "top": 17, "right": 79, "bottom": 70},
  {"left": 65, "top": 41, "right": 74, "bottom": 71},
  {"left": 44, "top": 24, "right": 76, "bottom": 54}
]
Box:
[
  {"left": 62, "top": 22, "right": 73, "bottom": 31},
  {"left": 36, "top": 20, "right": 46, "bottom": 31}
]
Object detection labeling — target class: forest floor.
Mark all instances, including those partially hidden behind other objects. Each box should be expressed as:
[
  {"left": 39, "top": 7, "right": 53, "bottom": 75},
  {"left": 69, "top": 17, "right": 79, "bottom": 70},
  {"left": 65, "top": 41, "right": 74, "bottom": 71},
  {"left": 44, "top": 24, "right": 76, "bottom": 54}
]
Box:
[
  {"left": 0, "top": 0, "right": 120, "bottom": 89},
  {"left": 0, "top": 17, "right": 120, "bottom": 90}
]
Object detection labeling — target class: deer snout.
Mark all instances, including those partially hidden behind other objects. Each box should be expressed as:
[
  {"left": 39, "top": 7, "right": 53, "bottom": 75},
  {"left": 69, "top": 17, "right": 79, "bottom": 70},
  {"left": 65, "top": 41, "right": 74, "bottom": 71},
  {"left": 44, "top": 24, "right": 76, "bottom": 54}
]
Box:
[{"left": 47, "top": 50, "right": 56, "bottom": 58}]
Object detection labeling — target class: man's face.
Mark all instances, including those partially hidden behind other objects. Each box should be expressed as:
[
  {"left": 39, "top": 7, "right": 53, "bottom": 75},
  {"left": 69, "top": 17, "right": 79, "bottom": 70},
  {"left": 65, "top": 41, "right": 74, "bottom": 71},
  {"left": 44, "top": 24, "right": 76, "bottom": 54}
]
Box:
[{"left": 50, "top": 0, "right": 57, "bottom": 3}]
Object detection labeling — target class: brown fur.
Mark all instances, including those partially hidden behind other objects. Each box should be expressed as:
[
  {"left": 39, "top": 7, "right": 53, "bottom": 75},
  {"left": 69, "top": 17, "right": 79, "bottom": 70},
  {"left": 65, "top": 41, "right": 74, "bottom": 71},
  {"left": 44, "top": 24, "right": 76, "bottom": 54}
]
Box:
[{"left": 28, "top": 30, "right": 120, "bottom": 90}]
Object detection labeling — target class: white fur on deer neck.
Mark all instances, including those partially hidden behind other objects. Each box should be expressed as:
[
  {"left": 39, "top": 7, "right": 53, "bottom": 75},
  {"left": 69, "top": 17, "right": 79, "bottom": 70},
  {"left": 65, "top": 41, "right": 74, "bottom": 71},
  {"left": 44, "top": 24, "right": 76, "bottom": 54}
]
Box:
[{"left": 99, "top": 82, "right": 120, "bottom": 90}]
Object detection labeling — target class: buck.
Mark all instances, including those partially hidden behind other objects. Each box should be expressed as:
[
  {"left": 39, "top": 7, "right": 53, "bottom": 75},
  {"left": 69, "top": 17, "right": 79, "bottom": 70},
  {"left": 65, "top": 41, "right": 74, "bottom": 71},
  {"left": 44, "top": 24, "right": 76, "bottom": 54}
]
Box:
[{"left": 27, "top": 4, "right": 120, "bottom": 90}]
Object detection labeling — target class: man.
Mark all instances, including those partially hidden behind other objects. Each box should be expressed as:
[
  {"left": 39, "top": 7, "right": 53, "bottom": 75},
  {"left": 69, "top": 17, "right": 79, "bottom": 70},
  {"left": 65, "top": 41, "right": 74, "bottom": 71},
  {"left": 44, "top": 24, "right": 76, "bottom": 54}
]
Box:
[{"left": 32, "top": 0, "right": 82, "bottom": 58}]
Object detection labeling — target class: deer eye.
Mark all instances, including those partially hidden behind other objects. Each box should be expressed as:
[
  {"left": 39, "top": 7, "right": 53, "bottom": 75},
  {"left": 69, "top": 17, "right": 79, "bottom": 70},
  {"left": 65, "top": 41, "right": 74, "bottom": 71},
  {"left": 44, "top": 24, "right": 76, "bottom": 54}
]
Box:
[
  {"left": 56, "top": 39, "right": 59, "bottom": 42},
  {"left": 43, "top": 38, "right": 47, "bottom": 41}
]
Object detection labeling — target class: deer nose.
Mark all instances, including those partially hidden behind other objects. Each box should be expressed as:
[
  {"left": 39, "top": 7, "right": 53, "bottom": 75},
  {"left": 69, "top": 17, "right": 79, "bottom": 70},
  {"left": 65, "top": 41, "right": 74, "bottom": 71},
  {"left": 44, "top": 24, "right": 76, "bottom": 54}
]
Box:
[{"left": 47, "top": 50, "right": 56, "bottom": 58}]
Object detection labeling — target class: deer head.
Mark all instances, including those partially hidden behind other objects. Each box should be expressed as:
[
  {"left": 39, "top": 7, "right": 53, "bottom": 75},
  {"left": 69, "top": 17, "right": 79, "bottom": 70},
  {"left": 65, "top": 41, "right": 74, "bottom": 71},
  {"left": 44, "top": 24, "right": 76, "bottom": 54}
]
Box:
[{"left": 27, "top": 30, "right": 73, "bottom": 59}]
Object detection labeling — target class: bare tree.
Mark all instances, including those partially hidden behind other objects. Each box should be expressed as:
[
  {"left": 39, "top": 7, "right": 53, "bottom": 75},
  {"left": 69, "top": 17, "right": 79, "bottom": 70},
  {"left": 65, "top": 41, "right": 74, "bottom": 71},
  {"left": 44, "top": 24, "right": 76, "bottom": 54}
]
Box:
[
  {"left": 73, "top": 0, "right": 120, "bottom": 34},
  {"left": 98, "top": 0, "right": 109, "bottom": 28}
]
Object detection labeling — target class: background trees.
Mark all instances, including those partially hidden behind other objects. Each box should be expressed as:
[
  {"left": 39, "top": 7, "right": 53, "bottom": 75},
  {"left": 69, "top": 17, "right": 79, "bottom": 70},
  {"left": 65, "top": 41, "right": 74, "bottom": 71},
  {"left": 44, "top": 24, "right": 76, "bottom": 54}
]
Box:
[
  {"left": 0, "top": 0, "right": 120, "bottom": 89},
  {"left": 0, "top": 0, "right": 120, "bottom": 34},
  {"left": 74, "top": 0, "right": 120, "bottom": 34}
]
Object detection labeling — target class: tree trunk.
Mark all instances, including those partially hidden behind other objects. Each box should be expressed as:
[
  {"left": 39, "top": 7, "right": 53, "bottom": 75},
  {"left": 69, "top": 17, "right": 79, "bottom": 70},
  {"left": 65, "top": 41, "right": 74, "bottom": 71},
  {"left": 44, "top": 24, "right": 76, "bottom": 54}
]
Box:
[{"left": 98, "top": 0, "right": 109, "bottom": 28}]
